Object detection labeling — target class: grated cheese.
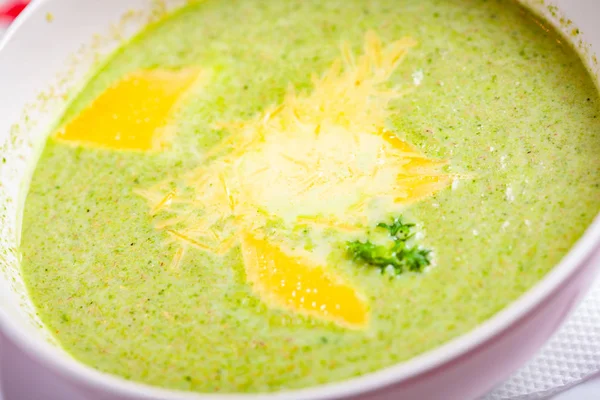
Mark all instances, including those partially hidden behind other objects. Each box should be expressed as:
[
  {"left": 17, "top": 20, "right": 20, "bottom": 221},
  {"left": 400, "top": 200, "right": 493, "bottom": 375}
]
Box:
[{"left": 137, "top": 32, "right": 454, "bottom": 328}]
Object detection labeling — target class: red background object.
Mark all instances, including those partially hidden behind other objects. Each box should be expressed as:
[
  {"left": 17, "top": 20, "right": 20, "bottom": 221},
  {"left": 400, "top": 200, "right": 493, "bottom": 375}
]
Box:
[{"left": 0, "top": 1, "right": 30, "bottom": 23}]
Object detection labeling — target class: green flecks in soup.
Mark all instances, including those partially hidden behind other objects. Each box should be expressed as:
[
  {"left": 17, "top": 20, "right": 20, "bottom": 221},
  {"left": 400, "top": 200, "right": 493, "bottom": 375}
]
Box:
[{"left": 20, "top": 0, "right": 600, "bottom": 394}]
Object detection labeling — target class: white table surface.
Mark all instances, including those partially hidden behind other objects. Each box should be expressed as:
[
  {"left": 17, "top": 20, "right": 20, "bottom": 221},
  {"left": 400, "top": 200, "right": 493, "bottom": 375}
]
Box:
[{"left": 1, "top": 2, "right": 600, "bottom": 400}]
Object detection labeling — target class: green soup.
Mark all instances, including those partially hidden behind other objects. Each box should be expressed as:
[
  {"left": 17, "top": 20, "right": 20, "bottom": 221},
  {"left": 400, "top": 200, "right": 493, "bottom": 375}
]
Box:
[{"left": 20, "top": 0, "right": 600, "bottom": 393}]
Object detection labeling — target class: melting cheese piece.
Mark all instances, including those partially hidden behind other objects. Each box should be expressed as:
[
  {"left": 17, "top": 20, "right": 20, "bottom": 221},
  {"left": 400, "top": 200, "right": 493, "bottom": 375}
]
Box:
[
  {"left": 54, "top": 68, "right": 202, "bottom": 151},
  {"left": 241, "top": 232, "right": 368, "bottom": 329}
]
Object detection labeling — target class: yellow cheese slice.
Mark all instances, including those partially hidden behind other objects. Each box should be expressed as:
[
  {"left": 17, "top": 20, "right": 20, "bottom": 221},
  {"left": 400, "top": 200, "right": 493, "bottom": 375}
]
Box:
[
  {"left": 240, "top": 232, "right": 369, "bottom": 329},
  {"left": 54, "top": 68, "right": 202, "bottom": 151}
]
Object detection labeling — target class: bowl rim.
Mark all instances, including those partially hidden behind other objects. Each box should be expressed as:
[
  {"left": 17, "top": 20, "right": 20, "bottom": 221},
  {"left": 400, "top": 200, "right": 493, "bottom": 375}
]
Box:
[{"left": 1, "top": 0, "right": 600, "bottom": 399}]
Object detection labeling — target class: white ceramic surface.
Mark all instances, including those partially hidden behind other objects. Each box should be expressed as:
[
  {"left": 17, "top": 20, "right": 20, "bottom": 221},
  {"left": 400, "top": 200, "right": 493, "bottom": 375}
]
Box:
[{"left": 0, "top": 1, "right": 599, "bottom": 400}]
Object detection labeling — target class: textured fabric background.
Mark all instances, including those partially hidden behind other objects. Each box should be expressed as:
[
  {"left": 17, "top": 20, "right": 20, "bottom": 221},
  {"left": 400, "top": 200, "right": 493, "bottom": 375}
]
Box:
[{"left": 484, "top": 278, "right": 600, "bottom": 399}]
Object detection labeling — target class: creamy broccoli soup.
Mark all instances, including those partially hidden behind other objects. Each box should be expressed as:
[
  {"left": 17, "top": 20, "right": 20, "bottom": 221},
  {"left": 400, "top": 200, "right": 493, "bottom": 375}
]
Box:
[{"left": 20, "top": 0, "right": 600, "bottom": 393}]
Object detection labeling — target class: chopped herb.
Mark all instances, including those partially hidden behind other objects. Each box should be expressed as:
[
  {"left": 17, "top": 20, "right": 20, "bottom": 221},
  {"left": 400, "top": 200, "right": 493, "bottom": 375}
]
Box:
[
  {"left": 347, "top": 216, "right": 431, "bottom": 275},
  {"left": 377, "top": 217, "right": 414, "bottom": 240}
]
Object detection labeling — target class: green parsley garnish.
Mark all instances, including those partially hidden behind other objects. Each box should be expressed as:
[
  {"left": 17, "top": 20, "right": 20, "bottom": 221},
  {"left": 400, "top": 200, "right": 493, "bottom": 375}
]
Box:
[{"left": 347, "top": 217, "right": 431, "bottom": 275}]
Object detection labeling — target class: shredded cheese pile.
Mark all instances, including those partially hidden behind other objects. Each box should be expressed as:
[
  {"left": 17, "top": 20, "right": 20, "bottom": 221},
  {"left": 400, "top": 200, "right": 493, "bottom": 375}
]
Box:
[{"left": 137, "top": 31, "right": 453, "bottom": 329}]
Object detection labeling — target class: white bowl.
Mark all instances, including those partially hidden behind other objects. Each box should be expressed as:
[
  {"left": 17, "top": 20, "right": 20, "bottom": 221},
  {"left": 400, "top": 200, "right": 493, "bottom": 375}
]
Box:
[{"left": 1, "top": 1, "right": 599, "bottom": 399}]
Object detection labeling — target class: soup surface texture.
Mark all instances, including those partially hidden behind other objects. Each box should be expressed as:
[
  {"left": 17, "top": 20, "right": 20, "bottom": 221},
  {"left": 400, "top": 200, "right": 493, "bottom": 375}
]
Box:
[{"left": 21, "top": 0, "right": 600, "bottom": 393}]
